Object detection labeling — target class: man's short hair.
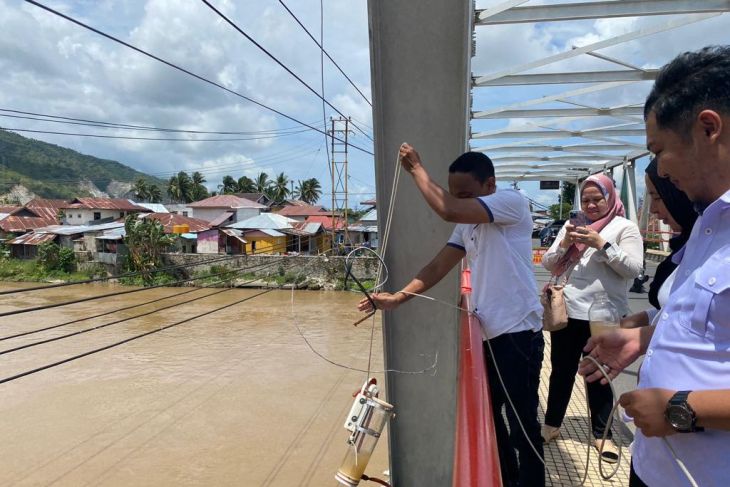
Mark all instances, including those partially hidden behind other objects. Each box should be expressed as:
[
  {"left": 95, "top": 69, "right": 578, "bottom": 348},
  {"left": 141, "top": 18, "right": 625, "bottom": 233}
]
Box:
[
  {"left": 644, "top": 45, "right": 730, "bottom": 136},
  {"left": 448, "top": 152, "right": 495, "bottom": 184}
]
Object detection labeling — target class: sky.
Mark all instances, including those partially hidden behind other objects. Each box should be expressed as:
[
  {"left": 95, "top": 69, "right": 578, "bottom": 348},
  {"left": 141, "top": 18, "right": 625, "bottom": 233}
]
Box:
[{"left": 0, "top": 0, "right": 728, "bottom": 210}]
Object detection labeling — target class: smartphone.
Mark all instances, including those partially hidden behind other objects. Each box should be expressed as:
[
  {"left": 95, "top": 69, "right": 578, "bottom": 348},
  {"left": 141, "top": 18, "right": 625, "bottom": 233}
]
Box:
[{"left": 569, "top": 210, "right": 588, "bottom": 227}]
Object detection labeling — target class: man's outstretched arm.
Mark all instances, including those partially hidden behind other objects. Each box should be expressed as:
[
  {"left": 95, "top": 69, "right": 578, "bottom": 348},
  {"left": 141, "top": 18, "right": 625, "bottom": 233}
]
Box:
[
  {"left": 400, "top": 143, "right": 492, "bottom": 224},
  {"left": 358, "top": 244, "right": 465, "bottom": 312}
]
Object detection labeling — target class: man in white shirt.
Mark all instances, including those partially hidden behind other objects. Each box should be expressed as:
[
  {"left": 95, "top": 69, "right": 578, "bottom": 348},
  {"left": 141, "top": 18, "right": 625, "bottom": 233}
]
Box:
[
  {"left": 580, "top": 45, "right": 730, "bottom": 486},
  {"left": 358, "top": 145, "right": 544, "bottom": 487}
]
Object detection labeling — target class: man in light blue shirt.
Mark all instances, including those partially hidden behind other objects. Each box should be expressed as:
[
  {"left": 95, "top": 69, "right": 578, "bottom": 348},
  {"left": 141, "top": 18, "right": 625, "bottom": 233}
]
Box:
[{"left": 580, "top": 45, "right": 730, "bottom": 486}]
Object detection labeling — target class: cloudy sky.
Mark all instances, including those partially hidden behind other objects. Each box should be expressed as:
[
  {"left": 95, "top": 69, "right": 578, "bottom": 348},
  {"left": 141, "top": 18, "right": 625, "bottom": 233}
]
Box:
[{"left": 0, "top": 0, "right": 728, "bottom": 209}]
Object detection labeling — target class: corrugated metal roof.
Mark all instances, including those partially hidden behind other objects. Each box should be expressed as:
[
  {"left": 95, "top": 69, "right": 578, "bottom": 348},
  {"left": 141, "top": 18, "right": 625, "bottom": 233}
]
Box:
[
  {"left": 283, "top": 222, "right": 322, "bottom": 237},
  {"left": 62, "top": 198, "right": 147, "bottom": 211},
  {"left": 187, "top": 195, "right": 266, "bottom": 209},
  {"left": 0, "top": 206, "right": 21, "bottom": 215},
  {"left": 141, "top": 213, "right": 211, "bottom": 234},
  {"left": 244, "top": 229, "right": 285, "bottom": 238},
  {"left": 96, "top": 227, "right": 126, "bottom": 240},
  {"left": 135, "top": 202, "right": 169, "bottom": 213},
  {"left": 358, "top": 208, "right": 377, "bottom": 223},
  {"left": 6, "top": 232, "right": 57, "bottom": 245},
  {"left": 0, "top": 216, "right": 57, "bottom": 233},
  {"left": 39, "top": 221, "right": 125, "bottom": 236},
  {"left": 276, "top": 204, "right": 329, "bottom": 217},
  {"left": 221, "top": 228, "right": 247, "bottom": 244},
  {"left": 304, "top": 215, "right": 346, "bottom": 231},
  {"left": 208, "top": 211, "right": 235, "bottom": 227},
  {"left": 227, "top": 213, "right": 297, "bottom": 230},
  {"left": 350, "top": 225, "right": 378, "bottom": 233}
]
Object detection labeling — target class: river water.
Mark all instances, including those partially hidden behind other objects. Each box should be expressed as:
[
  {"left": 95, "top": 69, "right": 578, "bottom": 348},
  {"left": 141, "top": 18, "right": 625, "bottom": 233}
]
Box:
[{"left": 0, "top": 283, "right": 389, "bottom": 486}]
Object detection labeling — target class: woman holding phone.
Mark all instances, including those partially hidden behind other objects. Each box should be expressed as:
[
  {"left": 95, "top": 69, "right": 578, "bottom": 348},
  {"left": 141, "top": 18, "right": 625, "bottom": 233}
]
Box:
[{"left": 541, "top": 174, "right": 643, "bottom": 462}]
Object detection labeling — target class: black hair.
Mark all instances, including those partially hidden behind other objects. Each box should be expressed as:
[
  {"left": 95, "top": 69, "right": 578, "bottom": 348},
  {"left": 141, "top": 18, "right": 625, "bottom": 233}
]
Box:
[
  {"left": 645, "top": 158, "right": 698, "bottom": 309},
  {"left": 448, "top": 152, "right": 495, "bottom": 184},
  {"left": 644, "top": 45, "right": 730, "bottom": 136}
]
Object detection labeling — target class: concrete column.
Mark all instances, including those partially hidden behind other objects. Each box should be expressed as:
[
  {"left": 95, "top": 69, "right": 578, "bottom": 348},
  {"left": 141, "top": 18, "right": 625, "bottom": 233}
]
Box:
[{"left": 368, "top": 1, "right": 472, "bottom": 485}]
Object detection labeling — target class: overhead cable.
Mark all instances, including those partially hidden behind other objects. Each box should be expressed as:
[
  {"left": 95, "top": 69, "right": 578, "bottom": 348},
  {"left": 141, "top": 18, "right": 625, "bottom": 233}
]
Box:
[
  {"left": 0, "top": 258, "right": 295, "bottom": 356},
  {"left": 0, "top": 288, "right": 273, "bottom": 385},
  {"left": 0, "top": 108, "right": 322, "bottom": 135},
  {"left": 199, "top": 0, "right": 374, "bottom": 143},
  {"left": 277, "top": 0, "right": 372, "bottom": 107},
  {"left": 23, "top": 0, "right": 374, "bottom": 156}
]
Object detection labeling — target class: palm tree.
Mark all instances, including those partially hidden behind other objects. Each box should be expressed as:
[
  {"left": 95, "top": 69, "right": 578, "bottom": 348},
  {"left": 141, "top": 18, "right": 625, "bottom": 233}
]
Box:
[
  {"left": 255, "top": 172, "right": 271, "bottom": 194},
  {"left": 269, "top": 172, "right": 290, "bottom": 205},
  {"left": 298, "top": 178, "right": 322, "bottom": 204},
  {"left": 148, "top": 185, "right": 162, "bottom": 203},
  {"left": 133, "top": 178, "right": 149, "bottom": 202},
  {"left": 219, "top": 175, "right": 238, "bottom": 195},
  {"left": 191, "top": 171, "right": 209, "bottom": 201},
  {"left": 167, "top": 171, "right": 195, "bottom": 203},
  {"left": 237, "top": 176, "right": 256, "bottom": 193}
]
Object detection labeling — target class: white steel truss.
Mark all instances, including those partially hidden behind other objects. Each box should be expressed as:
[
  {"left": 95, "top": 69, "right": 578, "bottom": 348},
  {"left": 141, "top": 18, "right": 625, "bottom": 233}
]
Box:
[{"left": 470, "top": 0, "right": 730, "bottom": 185}]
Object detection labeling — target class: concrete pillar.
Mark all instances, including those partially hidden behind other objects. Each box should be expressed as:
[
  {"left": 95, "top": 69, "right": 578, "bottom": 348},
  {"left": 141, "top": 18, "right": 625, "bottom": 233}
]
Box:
[{"left": 368, "top": 1, "right": 472, "bottom": 485}]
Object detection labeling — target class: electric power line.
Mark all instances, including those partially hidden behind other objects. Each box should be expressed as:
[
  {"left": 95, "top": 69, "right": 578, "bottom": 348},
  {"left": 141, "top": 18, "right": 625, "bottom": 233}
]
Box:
[
  {"left": 277, "top": 0, "right": 372, "bottom": 107},
  {"left": 0, "top": 108, "right": 324, "bottom": 135},
  {"left": 0, "top": 257, "right": 296, "bottom": 355},
  {"left": 0, "top": 126, "right": 311, "bottom": 142},
  {"left": 0, "top": 288, "right": 274, "bottom": 385},
  {"left": 23, "top": 0, "right": 374, "bottom": 156},
  {"left": 199, "top": 0, "right": 374, "bottom": 143}
]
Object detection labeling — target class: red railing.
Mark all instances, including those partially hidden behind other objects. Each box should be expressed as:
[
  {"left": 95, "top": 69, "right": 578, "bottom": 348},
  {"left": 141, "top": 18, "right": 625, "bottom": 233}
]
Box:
[{"left": 452, "top": 266, "right": 502, "bottom": 487}]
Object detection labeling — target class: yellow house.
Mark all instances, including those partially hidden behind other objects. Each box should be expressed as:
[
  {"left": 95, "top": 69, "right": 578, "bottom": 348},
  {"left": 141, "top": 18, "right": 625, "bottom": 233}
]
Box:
[{"left": 243, "top": 229, "right": 287, "bottom": 255}]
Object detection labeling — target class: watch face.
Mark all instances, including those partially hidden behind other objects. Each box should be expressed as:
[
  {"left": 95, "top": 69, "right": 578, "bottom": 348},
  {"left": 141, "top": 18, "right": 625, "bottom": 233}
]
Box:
[{"left": 667, "top": 405, "right": 693, "bottom": 430}]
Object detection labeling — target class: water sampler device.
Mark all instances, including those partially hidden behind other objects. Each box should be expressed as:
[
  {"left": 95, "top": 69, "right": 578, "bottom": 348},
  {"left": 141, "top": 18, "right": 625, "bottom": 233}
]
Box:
[{"left": 335, "top": 378, "right": 394, "bottom": 486}]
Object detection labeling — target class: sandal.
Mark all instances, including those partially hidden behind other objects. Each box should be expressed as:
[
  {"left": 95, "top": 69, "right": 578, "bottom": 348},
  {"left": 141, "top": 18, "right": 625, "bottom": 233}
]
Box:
[
  {"left": 541, "top": 424, "right": 560, "bottom": 443},
  {"left": 594, "top": 438, "right": 619, "bottom": 464}
]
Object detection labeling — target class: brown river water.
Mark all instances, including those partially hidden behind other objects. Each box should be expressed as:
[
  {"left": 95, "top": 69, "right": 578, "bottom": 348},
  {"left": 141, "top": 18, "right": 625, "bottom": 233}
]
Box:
[{"left": 0, "top": 283, "right": 390, "bottom": 486}]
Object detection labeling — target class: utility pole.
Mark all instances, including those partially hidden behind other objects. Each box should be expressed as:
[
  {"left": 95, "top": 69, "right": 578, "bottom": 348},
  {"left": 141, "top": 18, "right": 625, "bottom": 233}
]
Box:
[{"left": 330, "top": 117, "right": 351, "bottom": 250}]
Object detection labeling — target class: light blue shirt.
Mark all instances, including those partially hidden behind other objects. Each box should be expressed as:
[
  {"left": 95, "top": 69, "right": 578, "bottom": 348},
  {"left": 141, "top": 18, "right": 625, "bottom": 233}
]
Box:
[{"left": 633, "top": 189, "right": 730, "bottom": 487}]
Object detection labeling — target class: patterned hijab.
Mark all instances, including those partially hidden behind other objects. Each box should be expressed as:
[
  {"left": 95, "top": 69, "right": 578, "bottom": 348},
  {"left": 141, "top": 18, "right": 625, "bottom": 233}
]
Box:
[{"left": 552, "top": 174, "right": 625, "bottom": 276}]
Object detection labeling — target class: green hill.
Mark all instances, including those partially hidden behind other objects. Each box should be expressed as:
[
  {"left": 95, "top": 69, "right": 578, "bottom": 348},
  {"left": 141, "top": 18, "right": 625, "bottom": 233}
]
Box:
[{"left": 0, "top": 129, "right": 165, "bottom": 200}]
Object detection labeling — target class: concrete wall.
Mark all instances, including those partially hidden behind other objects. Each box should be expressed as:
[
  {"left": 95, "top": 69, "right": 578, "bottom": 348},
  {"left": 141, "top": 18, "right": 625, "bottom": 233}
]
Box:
[
  {"left": 197, "top": 229, "right": 220, "bottom": 254},
  {"left": 64, "top": 209, "right": 127, "bottom": 224},
  {"left": 162, "top": 253, "right": 378, "bottom": 284},
  {"left": 368, "top": 1, "right": 472, "bottom": 484}
]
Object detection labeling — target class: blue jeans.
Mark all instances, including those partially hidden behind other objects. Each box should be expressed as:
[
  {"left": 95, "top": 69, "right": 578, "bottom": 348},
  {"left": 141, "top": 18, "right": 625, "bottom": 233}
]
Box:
[{"left": 483, "top": 330, "right": 545, "bottom": 487}]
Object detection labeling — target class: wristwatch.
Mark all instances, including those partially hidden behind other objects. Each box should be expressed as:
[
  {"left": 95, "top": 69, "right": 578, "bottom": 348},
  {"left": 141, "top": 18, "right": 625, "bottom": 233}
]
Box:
[
  {"left": 602, "top": 241, "right": 612, "bottom": 252},
  {"left": 665, "top": 390, "right": 704, "bottom": 433}
]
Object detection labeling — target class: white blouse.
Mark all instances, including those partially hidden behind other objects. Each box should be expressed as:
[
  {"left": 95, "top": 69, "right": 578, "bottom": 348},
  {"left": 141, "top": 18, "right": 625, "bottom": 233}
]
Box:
[{"left": 542, "top": 216, "right": 644, "bottom": 320}]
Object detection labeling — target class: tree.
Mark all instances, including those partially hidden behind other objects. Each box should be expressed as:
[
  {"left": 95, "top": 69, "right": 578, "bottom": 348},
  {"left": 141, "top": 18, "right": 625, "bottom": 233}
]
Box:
[
  {"left": 296, "top": 178, "right": 322, "bottom": 204},
  {"left": 124, "top": 215, "right": 175, "bottom": 285},
  {"left": 549, "top": 202, "right": 572, "bottom": 220},
  {"left": 237, "top": 176, "right": 256, "bottom": 193},
  {"left": 133, "top": 178, "right": 149, "bottom": 202},
  {"left": 148, "top": 185, "right": 162, "bottom": 203},
  {"left": 255, "top": 172, "right": 271, "bottom": 194},
  {"left": 167, "top": 171, "right": 194, "bottom": 203},
  {"left": 191, "top": 171, "right": 209, "bottom": 201},
  {"left": 219, "top": 175, "right": 238, "bottom": 195},
  {"left": 561, "top": 181, "right": 576, "bottom": 207},
  {"left": 269, "top": 172, "right": 290, "bottom": 205}
]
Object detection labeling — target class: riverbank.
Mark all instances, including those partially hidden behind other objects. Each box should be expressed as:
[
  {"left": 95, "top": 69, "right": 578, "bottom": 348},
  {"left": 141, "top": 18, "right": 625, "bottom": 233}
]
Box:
[{"left": 0, "top": 254, "right": 379, "bottom": 291}]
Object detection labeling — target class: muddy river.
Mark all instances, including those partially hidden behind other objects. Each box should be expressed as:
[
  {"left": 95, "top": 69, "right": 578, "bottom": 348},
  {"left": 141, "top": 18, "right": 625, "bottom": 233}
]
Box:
[{"left": 0, "top": 283, "right": 389, "bottom": 486}]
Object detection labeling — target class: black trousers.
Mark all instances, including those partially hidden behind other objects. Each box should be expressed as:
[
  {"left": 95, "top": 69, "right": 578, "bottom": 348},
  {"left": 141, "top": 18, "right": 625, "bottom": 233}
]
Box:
[
  {"left": 629, "top": 461, "right": 649, "bottom": 487},
  {"left": 544, "top": 317, "right": 614, "bottom": 439},
  {"left": 484, "top": 330, "right": 545, "bottom": 487}
]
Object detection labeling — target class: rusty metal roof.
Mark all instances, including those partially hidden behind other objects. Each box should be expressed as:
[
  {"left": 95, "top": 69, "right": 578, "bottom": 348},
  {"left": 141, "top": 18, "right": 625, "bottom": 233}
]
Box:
[
  {"left": 141, "top": 213, "right": 211, "bottom": 234},
  {"left": 63, "top": 198, "right": 147, "bottom": 211},
  {"left": 0, "top": 215, "right": 57, "bottom": 233},
  {"left": 283, "top": 222, "right": 323, "bottom": 237},
  {"left": 276, "top": 204, "right": 330, "bottom": 217},
  {"left": 6, "top": 232, "right": 56, "bottom": 246},
  {"left": 187, "top": 195, "right": 266, "bottom": 209},
  {"left": 304, "top": 215, "right": 346, "bottom": 231}
]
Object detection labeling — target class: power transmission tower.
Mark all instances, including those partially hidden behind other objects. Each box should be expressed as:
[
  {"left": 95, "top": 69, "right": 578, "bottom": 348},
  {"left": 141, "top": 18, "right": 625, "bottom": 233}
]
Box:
[{"left": 330, "top": 117, "right": 351, "bottom": 250}]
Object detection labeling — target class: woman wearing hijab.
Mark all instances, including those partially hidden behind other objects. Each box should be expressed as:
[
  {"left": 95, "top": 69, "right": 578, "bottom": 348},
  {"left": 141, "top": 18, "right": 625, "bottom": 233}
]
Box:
[
  {"left": 541, "top": 174, "right": 644, "bottom": 462},
  {"left": 621, "top": 158, "right": 698, "bottom": 327}
]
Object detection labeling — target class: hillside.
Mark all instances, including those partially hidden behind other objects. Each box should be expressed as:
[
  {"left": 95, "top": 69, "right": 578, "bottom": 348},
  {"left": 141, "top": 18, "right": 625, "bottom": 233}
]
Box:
[{"left": 0, "top": 129, "right": 165, "bottom": 201}]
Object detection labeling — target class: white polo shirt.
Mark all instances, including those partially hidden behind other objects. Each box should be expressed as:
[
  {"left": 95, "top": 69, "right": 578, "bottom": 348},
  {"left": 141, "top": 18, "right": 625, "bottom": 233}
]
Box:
[{"left": 447, "top": 189, "right": 542, "bottom": 339}]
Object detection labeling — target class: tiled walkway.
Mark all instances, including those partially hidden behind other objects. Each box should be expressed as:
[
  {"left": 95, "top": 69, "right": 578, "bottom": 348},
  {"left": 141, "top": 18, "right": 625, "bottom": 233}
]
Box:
[{"left": 539, "top": 332, "right": 632, "bottom": 486}]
